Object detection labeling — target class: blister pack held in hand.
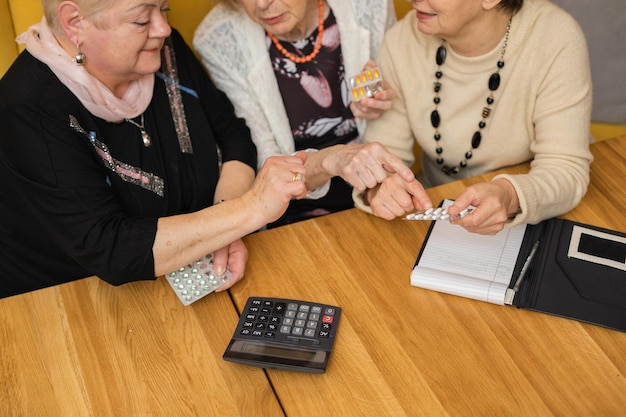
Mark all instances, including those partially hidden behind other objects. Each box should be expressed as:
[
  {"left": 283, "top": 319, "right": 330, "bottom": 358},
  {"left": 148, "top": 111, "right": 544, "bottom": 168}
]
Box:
[
  {"left": 349, "top": 67, "right": 384, "bottom": 102},
  {"left": 165, "top": 253, "right": 232, "bottom": 306},
  {"left": 403, "top": 205, "right": 475, "bottom": 221}
]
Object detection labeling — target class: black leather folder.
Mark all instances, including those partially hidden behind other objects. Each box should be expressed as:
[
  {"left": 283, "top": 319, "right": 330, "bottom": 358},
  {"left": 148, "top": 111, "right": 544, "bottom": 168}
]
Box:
[{"left": 509, "top": 218, "right": 626, "bottom": 332}]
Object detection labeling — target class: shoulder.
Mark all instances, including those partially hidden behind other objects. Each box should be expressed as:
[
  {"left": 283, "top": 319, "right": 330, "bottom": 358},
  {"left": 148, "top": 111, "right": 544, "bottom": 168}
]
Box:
[
  {"left": 520, "top": 0, "right": 586, "bottom": 44},
  {"left": 194, "top": 3, "right": 251, "bottom": 46},
  {"left": 335, "top": 0, "right": 393, "bottom": 26},
  {"left": 0, "top": 51, "right": 82, "bottom": 116},
  {"left": 381, "top": 10, "right": 429, "bottom": 56},
  {"left": 0, "top": 52, "right": 95, "bottom": 169},
  {"left": 193, "top": 4, "right": 268, "bottom": 79},
  {"left": 345, "top": 0, "right": 392, "bottom": 14},
  {"left": 509, "top": 0, "right": 589, "bottom": 82},
  {"left": 165, "top": 27, "right": 195, "bottom": 58},
  {"left": 193, "top": 3, "right": 265, "bottom": 66},
  {"left": 386, "top": 9, "right": 422, "bottom": 38}
]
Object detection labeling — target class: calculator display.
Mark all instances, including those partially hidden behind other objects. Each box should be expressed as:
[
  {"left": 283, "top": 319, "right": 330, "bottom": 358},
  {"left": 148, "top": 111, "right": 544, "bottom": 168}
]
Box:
[
  {"left": 223, "top": 297, "right": 341, "bottom": 373},
  {"left": 240, "top": 342, "right": 320, "bottom": 361}
]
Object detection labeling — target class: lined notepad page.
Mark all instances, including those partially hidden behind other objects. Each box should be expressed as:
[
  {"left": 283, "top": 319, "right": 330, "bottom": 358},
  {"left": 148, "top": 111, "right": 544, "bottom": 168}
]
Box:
[{"left": 410, "top": 200, "right": 527, "bottom": 304}]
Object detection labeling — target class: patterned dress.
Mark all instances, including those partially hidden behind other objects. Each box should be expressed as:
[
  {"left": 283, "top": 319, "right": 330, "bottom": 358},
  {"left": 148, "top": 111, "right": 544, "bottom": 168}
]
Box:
[{"left": 269, "top": 11, "right": 358, "bottom": 227}]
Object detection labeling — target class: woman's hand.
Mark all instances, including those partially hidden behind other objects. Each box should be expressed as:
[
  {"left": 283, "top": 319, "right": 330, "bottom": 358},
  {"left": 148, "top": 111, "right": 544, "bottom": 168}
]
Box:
[
  {"left": 322, "top": 142, "right": 414, "bottom": 191},
  {"left": 243, "top": 151, "right": 308, "bottom": 223},
  {"left": 448, "top": 179, "right": 521, "bottom": 235},
  {"left": 366, "top": 173, "right": 432, "bottom": 220},
  {"left": 214, "top": 153, "right": 308, "bottom": 287},
  {"left": 213, "top": 239, "right": 248, "bottom": 291},
  {"left": 349, "top": 60, "right": 396, "bottom": 120}
]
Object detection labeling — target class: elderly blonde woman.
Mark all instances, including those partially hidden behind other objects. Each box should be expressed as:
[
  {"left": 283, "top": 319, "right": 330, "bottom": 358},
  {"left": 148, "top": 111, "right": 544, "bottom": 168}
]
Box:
[
  {"left": 194, "top": 0, "right": 417, "bottom": 227},
  {"left": 355, "top": 0, "right": 593, "bottom": 235},
  {"left": 0, "top": 0, "right": 310, "bottom": 298}
]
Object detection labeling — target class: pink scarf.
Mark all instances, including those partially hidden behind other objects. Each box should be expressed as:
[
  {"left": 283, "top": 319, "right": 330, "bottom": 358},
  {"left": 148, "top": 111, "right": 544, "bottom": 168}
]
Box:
[{"left": 17, "top": 17, "right": 154, "bottom": 123}]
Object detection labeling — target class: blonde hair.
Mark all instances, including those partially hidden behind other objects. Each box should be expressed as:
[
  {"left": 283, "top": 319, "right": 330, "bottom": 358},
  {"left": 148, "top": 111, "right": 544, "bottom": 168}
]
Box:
[{"left": 42, "top": 0, "right": 117, "bottom": 33}]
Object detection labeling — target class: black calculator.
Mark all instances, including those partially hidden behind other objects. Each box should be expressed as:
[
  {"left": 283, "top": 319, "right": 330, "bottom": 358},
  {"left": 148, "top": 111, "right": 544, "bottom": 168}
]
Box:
[{"left": 223, "top": 297, "right": 341, "bottom": 373}]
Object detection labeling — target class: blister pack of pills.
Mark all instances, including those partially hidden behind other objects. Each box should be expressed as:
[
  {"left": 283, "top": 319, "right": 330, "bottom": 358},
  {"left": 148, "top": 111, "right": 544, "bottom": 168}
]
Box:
[
  {"left": 165, "top": 253, "right": 232, "bottom": 306},
  {"left": 349, "top": 67, "right": 384, "bottom": 101},
  {"left": 403, "top": 206, "right": 476, "bottom": 221}
]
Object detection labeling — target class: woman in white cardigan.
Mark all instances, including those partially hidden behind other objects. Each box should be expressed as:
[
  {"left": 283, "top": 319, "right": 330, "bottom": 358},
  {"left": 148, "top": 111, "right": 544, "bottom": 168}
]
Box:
[{"left": 194, "top": 0, "right": 415, "bottom": 227}]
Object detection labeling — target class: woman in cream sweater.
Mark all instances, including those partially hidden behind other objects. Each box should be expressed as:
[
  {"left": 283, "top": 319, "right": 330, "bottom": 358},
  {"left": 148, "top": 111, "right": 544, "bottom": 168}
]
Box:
[{"left": 355, "top": 0, "right": 593, "bottom": 235}]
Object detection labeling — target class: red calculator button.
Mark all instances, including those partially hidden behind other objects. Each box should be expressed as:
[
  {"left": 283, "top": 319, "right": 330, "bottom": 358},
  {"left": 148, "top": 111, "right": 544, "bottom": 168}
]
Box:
[{"left": 322, "top": 315, "right": 334, "bottom": 324}]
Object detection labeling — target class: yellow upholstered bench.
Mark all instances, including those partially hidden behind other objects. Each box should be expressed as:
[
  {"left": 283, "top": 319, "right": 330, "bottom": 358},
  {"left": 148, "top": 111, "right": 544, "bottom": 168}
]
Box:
[
  {"left": 0, "top": 0, "right": 215, "bottom": 76},
  {"left": 1, "top": 0, "right": 624, "bottom": 141},
  {"left": 0, "top": 0, "right": 23, "bottom": 76}
]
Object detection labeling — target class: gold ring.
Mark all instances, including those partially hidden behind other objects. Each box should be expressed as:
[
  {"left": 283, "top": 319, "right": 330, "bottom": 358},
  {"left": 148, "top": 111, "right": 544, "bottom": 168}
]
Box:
[{"left": 292, "top": 172, "right": 302, "bottom": 182}]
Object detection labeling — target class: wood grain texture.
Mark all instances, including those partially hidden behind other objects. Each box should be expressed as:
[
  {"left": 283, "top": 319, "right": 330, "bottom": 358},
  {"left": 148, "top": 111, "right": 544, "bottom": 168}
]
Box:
[
  {"left": 1, "top": 136, "right": 624, "bottom": 417},
  {"left": 0, "top": 277, "right": 284, "bottom": 417},
  {"left": 233, "top": 135, "right": 626, "bottom": 417}
]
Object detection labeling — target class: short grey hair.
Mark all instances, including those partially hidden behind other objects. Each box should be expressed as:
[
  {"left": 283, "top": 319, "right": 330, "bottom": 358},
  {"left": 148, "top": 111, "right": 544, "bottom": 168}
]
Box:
[{"left": 42, "top": 0, "right": 118, "bottom": 33}]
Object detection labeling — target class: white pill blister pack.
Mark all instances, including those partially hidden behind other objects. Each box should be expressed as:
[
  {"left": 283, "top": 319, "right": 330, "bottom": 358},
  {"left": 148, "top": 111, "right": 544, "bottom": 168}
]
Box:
[
  {"left": 403, "top": 206, "right": 475, "bottom": 221},
  {"left": 165, "top": 253, "right": 232, "bottom": 306}
]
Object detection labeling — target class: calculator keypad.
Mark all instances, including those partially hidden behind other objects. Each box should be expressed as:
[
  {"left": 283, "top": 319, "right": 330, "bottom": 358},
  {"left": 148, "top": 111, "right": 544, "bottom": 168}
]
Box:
[
  {"left": 240, "top": 299, "right": 337, "bottom": 343},
  {"left": 224, "top": 297, "right": 341, "bottom": 373}
]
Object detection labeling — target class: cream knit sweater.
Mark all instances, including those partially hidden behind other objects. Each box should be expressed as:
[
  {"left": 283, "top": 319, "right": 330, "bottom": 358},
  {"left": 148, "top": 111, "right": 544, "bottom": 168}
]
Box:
[{"left": 357, "top": 0, "right": 593, "bottom": 226}]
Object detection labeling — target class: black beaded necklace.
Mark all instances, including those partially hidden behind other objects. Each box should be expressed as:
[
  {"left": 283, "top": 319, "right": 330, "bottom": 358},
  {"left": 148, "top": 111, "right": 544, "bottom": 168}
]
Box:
[{"left": 431, "top": 18, "right": 512, "bottom": 175}]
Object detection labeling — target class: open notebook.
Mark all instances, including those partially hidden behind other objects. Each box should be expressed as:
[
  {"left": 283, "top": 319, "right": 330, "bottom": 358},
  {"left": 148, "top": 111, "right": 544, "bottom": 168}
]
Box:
[
  {"left": 411, "top": 200, "right": 527, "bottom": 304},
  {"left": 410, "top": 200, "right": 626, "bottom": 332}
]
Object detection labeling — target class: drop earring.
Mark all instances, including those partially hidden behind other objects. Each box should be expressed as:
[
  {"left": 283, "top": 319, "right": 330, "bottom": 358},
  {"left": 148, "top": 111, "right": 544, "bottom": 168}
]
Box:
[{"left": 75, "top": 43, "right": 85, "bottom": 65}]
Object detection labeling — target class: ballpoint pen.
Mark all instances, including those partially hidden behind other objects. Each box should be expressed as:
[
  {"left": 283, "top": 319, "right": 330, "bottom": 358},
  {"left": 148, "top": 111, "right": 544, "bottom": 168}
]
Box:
[{"left": 504, "top": 240, "right": 540, "bottom": 305}]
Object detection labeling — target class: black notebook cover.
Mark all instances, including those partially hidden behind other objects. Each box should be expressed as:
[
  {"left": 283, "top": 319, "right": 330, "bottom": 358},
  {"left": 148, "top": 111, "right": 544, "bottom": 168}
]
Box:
[{"left": 511, "top": 218, "right": 626, "bottom": 332}]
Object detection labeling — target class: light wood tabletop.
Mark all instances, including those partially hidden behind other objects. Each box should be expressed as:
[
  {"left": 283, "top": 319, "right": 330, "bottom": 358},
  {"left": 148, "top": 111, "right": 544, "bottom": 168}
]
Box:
[
  {"left": 231, "top": 135, "right": 626, "bottom": 417},
  {"left": 0, "top": 275, "right": 284, "bottom": 416},
  {"left": 1, "top": 136, "right": 624, "bottom": 417}
]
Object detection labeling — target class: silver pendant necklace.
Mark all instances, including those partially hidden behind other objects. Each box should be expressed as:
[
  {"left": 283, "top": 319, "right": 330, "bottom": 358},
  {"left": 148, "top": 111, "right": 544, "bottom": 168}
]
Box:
[{"left": 125, "top": 113, "right": 151, "bottom": 147}]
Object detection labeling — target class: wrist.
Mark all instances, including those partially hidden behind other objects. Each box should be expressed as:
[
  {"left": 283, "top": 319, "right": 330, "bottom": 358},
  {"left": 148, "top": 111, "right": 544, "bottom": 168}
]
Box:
[
  {"left": 363, "top": 186, "right": 378, "bottom": 206},
  {"left": 493, "top": 178, "right": 521, "bottom": 217},
  {"left": 316, "top": 146, "right": 340, "bottom": 177}
]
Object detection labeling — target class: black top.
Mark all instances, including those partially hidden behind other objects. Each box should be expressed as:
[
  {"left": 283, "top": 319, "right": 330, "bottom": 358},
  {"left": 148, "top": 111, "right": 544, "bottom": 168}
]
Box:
[{"left": 0, "top": 29, "right": 256, "bottom": 298}]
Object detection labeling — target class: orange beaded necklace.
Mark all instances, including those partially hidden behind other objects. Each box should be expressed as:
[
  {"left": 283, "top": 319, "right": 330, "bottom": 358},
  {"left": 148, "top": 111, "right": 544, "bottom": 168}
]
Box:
[{"left": 267, "top": 0, "right": 325, "bottom": 64}]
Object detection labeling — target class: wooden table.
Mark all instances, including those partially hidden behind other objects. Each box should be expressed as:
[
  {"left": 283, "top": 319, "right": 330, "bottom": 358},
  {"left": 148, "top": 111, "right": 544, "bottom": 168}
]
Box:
[
  {"left": 0, "top": 275, "right": 283, "bottom": 416},
  {"left": 1, "top": 136, "right": 624, "bottom": 417},
  {"left": 233, "top": 135, "right": 626, "bottom": 417}
]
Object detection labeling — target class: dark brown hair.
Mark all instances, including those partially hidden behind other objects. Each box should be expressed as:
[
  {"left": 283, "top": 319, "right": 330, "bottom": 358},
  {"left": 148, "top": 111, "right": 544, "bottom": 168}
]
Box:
[{"left": 498, "top": 0, "right": 524, "bottom": 14}]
